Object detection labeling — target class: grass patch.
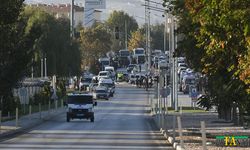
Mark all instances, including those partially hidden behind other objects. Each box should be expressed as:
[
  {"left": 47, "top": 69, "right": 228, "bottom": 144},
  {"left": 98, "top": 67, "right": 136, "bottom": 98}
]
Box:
[{"left": 163, "top": 107, "right": 207, "bottom": 113}]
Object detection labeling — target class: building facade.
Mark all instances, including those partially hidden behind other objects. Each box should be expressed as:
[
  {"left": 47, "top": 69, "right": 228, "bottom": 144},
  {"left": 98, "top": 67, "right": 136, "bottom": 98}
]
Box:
[{"left": 27, "top": 3, "right": 102, "bottom": 27}]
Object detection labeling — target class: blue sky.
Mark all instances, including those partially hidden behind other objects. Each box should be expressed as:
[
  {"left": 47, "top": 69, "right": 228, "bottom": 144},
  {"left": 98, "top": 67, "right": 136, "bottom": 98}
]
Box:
[{"left": 25, "top": 0, "right": 165, "bottom": 26}]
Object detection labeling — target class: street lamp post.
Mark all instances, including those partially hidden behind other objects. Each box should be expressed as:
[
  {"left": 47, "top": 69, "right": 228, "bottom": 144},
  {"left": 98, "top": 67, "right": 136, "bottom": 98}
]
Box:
[
  {"left": 41, "top": 58, "right": 43, "bottom": 78},
  {"left": 44, "top": 54, "right": 47, "bottom": 78},
  {"left": 70, "top": 0, "right": 75, "bottom": 38}
]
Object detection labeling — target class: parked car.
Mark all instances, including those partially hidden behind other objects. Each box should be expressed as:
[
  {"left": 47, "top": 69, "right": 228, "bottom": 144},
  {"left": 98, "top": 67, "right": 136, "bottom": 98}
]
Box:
[{"left": 181, "top": 74, "right": 196, "bottom": 94}]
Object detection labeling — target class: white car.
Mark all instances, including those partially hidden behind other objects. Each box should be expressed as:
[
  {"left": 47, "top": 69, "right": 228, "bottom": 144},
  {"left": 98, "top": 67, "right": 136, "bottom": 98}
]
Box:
[
  {"left": 105, "top": 66, "right": 115, "bottom": 80},
  {"left": 98, "top": 71, "right": 111, "bottom": 80},
  {"left": 98, "top": 78, "right": 115, "bottom": 97},
  {"left": 158, "top": 60, "right": 168, "bottom": 69}
]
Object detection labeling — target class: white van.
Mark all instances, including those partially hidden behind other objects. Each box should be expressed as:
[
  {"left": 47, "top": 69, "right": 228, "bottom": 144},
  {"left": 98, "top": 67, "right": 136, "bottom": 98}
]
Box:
[{"left": 105, "top": 66, "right": 115, "bottom": 80}]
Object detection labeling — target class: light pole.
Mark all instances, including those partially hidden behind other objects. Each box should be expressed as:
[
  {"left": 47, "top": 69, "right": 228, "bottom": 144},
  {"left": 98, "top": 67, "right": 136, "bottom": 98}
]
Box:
[
  {"left": 70, "top": 0, "right": 75, "bottom": 38},
  {"left": 44, "top": 54, "right": 47, "bottom": 78},
  {"left": 41, "top": 58, "right": 43, "bottom": 78},
  {"left": 125, "top": 20, "right": 128, "bottom": 50}
]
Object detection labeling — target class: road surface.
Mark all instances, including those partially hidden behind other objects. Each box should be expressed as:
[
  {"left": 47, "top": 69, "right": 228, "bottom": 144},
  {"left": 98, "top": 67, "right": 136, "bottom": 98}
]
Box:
[{"left": 0, "top": 82, "right": 174, "bottom": 150}]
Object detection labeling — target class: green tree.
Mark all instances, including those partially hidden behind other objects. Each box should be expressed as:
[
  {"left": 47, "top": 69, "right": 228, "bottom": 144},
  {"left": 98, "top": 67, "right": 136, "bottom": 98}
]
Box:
[
  {"left": 22, "top": 7, "right": 81, "bottom": 77},
  {"left": 106, "top": 10, "right": 138, "bottom": 51},
  {"left": 173, "top": 0, "right": 250, "bottom": 121},
  {"left": 79, "top": 24, "right": 112, "bottom": 73},
  {"left": 0, "top": 1, "right": 39, "bottom": 114},
  {"left": 128, "top": 30, "right": 145, "bottom": 51}
]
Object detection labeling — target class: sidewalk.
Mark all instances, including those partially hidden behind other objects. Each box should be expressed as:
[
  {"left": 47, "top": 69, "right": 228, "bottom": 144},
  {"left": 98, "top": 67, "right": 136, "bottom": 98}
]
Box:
[{"left": 0, "top": 107, "right": 65, "bottom": 139}]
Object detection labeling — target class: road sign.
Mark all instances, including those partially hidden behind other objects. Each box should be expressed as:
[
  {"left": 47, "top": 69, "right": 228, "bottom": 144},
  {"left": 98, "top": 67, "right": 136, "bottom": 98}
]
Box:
[
  {"left": 160, "top": 87, "right": 170, "bottom": 98},
  {"left": 190, "top": 87, "right": 198, "bottom": 99},
  {"left": 85, "top": 0, "right": 106, "bottom": 9},
  {"left": 20, "top": 87, "right": 27, "bottom": 97}
]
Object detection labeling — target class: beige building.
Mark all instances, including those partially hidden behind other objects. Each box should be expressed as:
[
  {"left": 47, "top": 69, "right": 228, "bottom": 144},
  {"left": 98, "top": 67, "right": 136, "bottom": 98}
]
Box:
[{"left": 27, "top": 3, "right": 102, "bottom": 27}]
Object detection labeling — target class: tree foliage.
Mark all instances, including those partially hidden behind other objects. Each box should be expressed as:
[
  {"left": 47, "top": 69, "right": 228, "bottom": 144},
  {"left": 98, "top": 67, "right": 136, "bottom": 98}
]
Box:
[
  {"left": 173, "top": 0, "right": 250, "bottom": 118},
  {"left": 79, "top": 23, "right": 112, "bottom": 73},
  {"left": 128, "top": 30, "right": 145, "bottom": 51},
  {"left": 106, "top": 10, "right": 138, "bottom": 51},
  {"left": 21, "top": 7, "right": 81, "bottom": 77},
  {"left": 0, "top": 1, "right": 37, "bottom": 96}
]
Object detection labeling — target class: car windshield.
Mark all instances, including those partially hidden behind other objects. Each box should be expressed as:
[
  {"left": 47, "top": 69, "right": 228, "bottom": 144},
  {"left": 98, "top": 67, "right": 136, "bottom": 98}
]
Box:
[
  {"left": 96, "top": 90, "right": 106, "bottom": 93},
  {"left": 120, "top": 51, "right": 129, "bottom": 56},
  {"left": 135, "top": 50, "right": 144, "bottom": 54},
  {"left": 100, "top": 83, "right": 113, "bottom": 88},
  {"left": 99, "top": 73, "right": 108, "bottom": 76},
  {"left": 102, "top": 61, "right": 109, "bottom": 65},
  {"left": 185, "top": 79, "right": 195, "bottom": 84},
  {"left": 128, "top": 65, "right": 135, "bottom": 68},
  {"left": 81, "top": 78, "right": 92, "bottom": 83},
  {"left": 106, "top": 69, "right": 113, "bottom": 72},
  {"left": 67, "top": 96, "right": 93, "bottom": 104}
]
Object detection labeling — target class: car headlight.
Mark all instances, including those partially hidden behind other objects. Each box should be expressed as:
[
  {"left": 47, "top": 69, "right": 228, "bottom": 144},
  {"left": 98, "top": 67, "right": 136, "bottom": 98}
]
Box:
[
  {"left": 68, "top": 108, "right": 72, "bottom": 112},
  {"left": 88, "top": 108, "right": 93, "bottom": 112}
]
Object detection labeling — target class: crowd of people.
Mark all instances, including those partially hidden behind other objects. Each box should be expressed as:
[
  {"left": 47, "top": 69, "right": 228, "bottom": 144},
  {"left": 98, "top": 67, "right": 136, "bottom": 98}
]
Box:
[{"left": 135, "top": 75, "right": 154, "bottom": 90}]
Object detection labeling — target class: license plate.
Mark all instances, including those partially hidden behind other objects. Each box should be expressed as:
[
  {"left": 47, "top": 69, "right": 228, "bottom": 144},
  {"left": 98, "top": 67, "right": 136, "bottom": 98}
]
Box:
[{"left": 77, "top": 114, "right": 84, "bottom": 116}]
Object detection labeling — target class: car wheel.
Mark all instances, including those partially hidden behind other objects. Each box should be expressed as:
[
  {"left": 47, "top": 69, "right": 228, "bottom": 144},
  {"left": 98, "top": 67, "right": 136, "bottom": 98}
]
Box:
[
  {"left": 106, "top": 98, "right": 109, "bottom": 100},
  {"left": 67, "top": 116, "right": 70, "bottom": 122}
]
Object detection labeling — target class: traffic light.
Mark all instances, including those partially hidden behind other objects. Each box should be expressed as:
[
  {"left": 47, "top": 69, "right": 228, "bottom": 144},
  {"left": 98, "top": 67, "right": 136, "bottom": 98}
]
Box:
[{"left": 115, "top": 26, "right": 119, "bottom": 39}]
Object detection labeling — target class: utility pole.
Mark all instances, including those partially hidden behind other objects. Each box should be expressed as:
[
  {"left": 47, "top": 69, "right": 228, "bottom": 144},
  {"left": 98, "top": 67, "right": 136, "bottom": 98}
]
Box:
[
  {"left": 145, "top": 0, "right": 148, "bottom": 72},
  {"left": 174, "top": 18, "right": 178, "bottom": 111},
  {"left": 31, "top": 58, "right": 34, "bottom": 79},
  {"left": 70, "top": 0, "right": 75, "bottom": 38},
  {"left": 147, "top": 0, "right": 151, "bottom": 72},
  {"left": 44, "top": 54, "right": 47, "bottom": 78},
  {"left": 125, "top": 20, "right": 128, "bottom": 50},
  {"left": 41, "top": 57, "right": 43, "bottom": 78}
]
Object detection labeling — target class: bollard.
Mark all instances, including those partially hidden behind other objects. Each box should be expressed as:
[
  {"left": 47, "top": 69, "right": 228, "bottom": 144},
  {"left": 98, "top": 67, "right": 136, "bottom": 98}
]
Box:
[
  {"left": 61, "top": 99, "right": 63, "bottom": 108},
  {"left": 15, "top": 108, "right": 18, "bottom": 128},
  {"left": 173, "top": 115, "right": 176, "bottom": 142},
  {"left": 29, "top": 105, "right": 32, "bottom": 120},
  {"left": 177, "top": 116, "right": 184, "bottom": 148},
  {"left": 201, "top": 121, "right": 207, "bottom": 150},
  {"left": 0, "top": 110, "right": 2, "bottom": 133},
  {"left": 39, "top": 103, "right": 41, "bottom": 119},
  {"left": 48, "top": 101, "right": 51, "bottom": 115},
  {"left": 55, "top": 100, "right": 58, "bottom": 111},
  {"left": 180, "top": 106, "right": 183, "bottom": 115},
  {"left": 8, "top": 111, "right": 10, "bottom": 118}
]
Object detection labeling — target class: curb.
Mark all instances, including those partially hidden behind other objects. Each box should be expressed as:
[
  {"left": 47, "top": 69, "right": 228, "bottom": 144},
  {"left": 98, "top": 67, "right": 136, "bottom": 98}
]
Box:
[
  {"left": 161, "top": 129, "right": 185, "bottom": 150},
  {"left": 0, "top": 108, "right": 65, "bottom": 140},
  {"left": 152, "top": 116, "right": 185, "bottom": 150}
]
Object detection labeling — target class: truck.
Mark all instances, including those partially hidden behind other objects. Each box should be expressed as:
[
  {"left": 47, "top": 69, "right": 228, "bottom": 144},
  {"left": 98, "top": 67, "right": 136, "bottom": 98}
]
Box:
[
  {"left": 132, "top": 48, "right": 145, "bottom": 64},
  {"left": 99, "top": 57, "right": 110, "bottom": 70},
  {"left": 66, "top": 93, "right": 97, "bottom": 122},
  {"left": 118, "top": 49, "right": 131, "bottom": 67}
]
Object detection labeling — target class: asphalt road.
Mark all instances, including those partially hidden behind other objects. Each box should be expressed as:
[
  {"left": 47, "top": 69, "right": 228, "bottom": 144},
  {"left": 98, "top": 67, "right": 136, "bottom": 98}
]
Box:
[{"left": 0, "top": 82, "right": 174, "bottom": 150}]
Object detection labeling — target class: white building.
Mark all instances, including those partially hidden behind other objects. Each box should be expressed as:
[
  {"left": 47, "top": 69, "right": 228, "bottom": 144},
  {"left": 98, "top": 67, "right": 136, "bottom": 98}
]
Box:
[{"left": 27, "top": 3, "right": 102, "bottom": 28}]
